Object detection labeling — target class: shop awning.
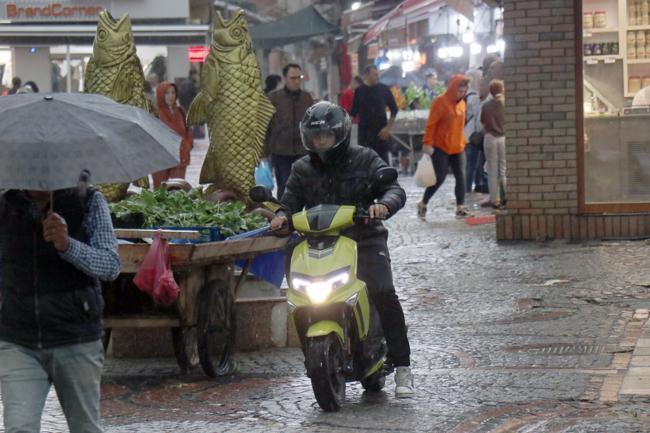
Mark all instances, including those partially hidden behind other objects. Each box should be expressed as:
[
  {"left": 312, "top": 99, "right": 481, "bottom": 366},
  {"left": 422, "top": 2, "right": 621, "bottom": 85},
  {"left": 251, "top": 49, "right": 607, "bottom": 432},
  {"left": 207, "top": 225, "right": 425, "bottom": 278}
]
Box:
[
  {"left": 363, "top": 0, "right": 474, "bottom": 44},
  {"left": 249, "top": 6, "right": 339, "bottom": 50},
  {"left": 0, "top": 23, "right": 210, "bottom": 46}
]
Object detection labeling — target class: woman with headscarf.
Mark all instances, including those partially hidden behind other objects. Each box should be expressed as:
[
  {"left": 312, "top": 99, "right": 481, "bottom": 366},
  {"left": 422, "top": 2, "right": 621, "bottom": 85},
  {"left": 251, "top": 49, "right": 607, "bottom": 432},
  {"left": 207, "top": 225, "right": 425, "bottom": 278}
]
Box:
[
  {"left": 152, "top": 81, "right": 193, "bottom": 188},
  {"left": 416, "top": 75, "right": 471, "bottom": 220}
]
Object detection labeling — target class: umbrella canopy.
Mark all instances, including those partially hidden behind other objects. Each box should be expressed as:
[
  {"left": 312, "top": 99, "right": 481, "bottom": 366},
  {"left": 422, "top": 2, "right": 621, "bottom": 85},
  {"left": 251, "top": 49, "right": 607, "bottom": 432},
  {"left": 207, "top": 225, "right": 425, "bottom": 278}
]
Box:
[{"left": 0, "top": 93, "right": 181, "bottom": 191}]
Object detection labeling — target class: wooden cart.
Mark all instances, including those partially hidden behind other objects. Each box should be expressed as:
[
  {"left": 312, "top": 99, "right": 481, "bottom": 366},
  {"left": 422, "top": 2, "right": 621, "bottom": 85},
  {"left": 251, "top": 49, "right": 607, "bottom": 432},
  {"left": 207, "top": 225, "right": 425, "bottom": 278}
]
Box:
[{"left": 103, "top": 229, "right": 289, "bottom": 377}]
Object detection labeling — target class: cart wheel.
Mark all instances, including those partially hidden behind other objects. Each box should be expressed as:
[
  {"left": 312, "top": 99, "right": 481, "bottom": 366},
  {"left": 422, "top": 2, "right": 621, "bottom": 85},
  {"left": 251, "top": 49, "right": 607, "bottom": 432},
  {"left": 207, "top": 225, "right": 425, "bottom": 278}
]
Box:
[
  {"left": 197, "top": 280, "right": 235, "bottom": 377},
  {"left": 102, "top": 328, "right": 112, "bottom": 352},
  {"left": 171, "top": 326, "right": 199, "bottom": 372}
]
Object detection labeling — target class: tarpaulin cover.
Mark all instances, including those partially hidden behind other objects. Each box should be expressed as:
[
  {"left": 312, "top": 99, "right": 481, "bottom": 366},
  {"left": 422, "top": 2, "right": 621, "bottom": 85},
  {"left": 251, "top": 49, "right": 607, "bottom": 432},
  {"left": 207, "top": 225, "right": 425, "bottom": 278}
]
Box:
[
  {"left": 226, "top": 227, "right": 289, "bottom": 288},
  {"left": 250, "top": 6, "right": 339, "bottom": 49}
]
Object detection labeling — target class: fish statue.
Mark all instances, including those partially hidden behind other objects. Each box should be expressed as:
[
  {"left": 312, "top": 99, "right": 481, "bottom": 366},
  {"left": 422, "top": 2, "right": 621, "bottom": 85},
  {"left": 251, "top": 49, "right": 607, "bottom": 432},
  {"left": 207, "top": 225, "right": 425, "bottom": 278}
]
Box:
[
  {"left": 187, "top": 10, "right": 275, "bottom": 203},
  {"left": 84, "top": 11, "right": 155, "bottom": 202}
]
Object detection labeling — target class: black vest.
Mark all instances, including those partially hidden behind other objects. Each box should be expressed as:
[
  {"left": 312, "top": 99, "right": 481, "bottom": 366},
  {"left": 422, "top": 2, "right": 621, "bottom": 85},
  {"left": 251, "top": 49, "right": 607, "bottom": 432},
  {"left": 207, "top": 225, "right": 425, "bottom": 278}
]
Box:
[{"left": 0, "top": 189, "right": 104, "bottom": 349}]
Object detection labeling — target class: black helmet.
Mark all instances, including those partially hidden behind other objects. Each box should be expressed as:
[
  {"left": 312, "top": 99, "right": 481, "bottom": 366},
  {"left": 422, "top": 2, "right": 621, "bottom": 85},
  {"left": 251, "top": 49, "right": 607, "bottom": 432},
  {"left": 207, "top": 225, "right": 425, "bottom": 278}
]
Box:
[{"left": 300, "top": 101, "right": 351, "bottom": 162}]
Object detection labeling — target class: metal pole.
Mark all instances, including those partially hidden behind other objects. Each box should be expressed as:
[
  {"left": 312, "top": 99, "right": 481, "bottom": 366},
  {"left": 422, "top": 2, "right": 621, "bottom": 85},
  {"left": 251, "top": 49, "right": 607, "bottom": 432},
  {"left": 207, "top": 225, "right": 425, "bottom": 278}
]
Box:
[{"left": 66, "top": 44, "right": 72, "bottom": 93}]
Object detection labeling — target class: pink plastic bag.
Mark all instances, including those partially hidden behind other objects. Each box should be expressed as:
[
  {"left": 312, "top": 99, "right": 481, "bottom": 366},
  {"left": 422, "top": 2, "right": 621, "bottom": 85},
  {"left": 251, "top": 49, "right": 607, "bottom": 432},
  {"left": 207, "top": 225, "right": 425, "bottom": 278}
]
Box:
[{"left": 133, "top": 233, "right": 180, "bottom": 306}]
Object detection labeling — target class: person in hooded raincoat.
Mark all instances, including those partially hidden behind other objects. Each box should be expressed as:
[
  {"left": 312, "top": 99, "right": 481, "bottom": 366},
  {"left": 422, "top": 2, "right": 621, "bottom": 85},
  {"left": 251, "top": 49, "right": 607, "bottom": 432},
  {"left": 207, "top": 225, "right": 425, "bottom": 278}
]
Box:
[
  {"left": 152, "top": 81, "right": 193, "bottom": 188},
  {"left": 416, "top": 75, "right": 471, "bottom": 220}
]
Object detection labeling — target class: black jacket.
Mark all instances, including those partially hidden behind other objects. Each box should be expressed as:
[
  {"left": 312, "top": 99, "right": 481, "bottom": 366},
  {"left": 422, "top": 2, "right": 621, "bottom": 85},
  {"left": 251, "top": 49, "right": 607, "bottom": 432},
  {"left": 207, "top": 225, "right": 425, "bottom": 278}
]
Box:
[
  {"left": 0, "top": 189, "right": 104, "bottom": 349},
  {"left": 278, "top": 144, "right": 406, "bottom": 244}
]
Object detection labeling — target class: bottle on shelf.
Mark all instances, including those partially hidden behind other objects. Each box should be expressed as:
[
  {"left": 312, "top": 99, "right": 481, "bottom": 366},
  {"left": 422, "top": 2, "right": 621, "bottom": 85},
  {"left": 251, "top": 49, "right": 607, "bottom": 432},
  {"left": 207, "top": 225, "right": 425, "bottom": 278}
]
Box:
[
  {"left": 630, "top": 1, "right": 638, "bottom": 25},
  {"left": 584, "top": 12, "right": 594, "bottom": 29},
  {"left": 643, "top": 0, "right": 650, "bottom": 25},
  {"left": 594, "top": 10, "right": 607, "bottom": 28}
]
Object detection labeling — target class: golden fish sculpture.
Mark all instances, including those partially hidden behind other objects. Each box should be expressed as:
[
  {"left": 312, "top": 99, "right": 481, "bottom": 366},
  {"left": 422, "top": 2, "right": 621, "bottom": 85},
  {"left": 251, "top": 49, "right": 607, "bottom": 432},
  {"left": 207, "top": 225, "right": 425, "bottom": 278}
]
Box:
[
  {"left": 85, "top": 11, "right": 155, "bottom": 202},
  {"left": 187, "top": 10, "right": 275, "bottom": 203}
]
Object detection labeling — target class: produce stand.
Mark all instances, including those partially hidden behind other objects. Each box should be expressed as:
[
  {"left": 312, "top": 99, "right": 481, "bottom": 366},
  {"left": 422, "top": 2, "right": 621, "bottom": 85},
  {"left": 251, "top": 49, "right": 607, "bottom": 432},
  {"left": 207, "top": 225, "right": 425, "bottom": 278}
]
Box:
[
  {"left": 390, "top": 110, "right": 428, "bottom": 173},
  {"left": 102, "top": 229, "right": 289, "bottom": 377}
]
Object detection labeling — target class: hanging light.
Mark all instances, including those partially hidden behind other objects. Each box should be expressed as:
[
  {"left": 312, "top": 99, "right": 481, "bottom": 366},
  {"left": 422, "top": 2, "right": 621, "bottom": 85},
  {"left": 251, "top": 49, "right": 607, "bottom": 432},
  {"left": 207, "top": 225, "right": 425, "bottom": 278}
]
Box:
[
  {"left": 470, "top": 43, "right": 482, "bottom": 55},
  {"left": 351, "top": 2, "right": 361, "bottom": 11},
  {"left": 487, "top": 44, "right": 498, "bottom": 54},
  {"left": 462, "top": 31, "right": 474, "bottom": 44},
  {"left": 496, "top": 39, "right": 506, "bottom": 52}
]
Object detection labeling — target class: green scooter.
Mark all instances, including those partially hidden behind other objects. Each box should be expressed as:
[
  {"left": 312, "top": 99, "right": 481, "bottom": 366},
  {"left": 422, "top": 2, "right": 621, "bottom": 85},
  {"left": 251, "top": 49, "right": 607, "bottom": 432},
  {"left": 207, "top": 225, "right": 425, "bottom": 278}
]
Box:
[{"left": 250, "top": 167, "right": 398, "bottom": 411}]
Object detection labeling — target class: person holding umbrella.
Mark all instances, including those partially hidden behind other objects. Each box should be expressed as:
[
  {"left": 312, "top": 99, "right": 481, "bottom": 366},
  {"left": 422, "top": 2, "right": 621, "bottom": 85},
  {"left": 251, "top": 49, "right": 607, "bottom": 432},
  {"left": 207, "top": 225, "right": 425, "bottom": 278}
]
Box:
[
  {"left": 0, "top": 181, "right": 119, "bottom": 433},
  {"left": 0, "top": 92, "right": 183, "bottom": 433}
]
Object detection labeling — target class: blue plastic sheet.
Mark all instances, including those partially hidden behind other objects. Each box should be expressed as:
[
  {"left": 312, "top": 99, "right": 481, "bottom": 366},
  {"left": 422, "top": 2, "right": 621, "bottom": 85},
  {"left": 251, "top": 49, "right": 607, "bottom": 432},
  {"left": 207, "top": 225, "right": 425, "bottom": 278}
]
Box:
[{"left": 226, "top": 227, "right": 287, "bottom": 288}]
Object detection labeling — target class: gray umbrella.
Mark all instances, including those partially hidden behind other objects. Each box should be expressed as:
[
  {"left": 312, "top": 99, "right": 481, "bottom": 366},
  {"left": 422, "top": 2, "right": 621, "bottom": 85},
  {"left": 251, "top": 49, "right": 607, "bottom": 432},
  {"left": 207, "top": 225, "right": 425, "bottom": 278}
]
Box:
[{"left": 0, "top": 93, "right": 180, "bottom": 191}]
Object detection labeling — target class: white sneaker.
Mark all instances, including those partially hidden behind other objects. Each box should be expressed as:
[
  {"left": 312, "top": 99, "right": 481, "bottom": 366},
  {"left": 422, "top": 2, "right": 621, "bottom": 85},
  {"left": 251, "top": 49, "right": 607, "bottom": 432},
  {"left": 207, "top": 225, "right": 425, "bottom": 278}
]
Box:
[{"left": 394, "top": 366, "right": 415, "bottom": 398}]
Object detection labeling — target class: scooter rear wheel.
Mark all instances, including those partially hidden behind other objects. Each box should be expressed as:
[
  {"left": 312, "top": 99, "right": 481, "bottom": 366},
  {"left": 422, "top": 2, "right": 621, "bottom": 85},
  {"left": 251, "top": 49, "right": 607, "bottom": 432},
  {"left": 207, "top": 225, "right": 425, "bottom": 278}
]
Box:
[{"left": 306, "top": 334, "right": 346, "bottom": 411}]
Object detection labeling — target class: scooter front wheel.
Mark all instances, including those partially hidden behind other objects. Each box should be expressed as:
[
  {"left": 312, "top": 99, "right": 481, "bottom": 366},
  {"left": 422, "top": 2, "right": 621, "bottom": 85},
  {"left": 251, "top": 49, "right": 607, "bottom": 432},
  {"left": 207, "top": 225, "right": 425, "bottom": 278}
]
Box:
[{"left": 305, "top": 334, "right": 346, "bottom": 412}]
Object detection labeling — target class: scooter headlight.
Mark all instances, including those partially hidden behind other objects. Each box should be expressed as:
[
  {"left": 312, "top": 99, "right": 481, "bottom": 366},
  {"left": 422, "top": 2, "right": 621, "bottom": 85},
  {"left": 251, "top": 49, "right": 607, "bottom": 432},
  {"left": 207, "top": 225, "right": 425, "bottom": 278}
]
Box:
[{"left": 291, "top": 268, "right": 350, "bottom": 304}]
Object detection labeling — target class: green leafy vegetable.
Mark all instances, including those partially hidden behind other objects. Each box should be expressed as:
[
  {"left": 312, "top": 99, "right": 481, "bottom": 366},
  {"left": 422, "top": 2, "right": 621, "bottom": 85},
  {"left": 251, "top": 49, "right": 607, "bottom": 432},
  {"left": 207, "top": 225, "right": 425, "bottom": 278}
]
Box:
[{"left": 109, "top": 188, "right": 266, "bottom": 237}]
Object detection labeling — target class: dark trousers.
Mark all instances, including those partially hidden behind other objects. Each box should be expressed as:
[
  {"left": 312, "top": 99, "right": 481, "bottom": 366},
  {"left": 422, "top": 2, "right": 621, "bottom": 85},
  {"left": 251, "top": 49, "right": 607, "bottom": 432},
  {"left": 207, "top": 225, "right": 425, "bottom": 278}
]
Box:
[
  {"left": 357, "top": 242, "right": 410, "bottom": 367},
  {"left": 465, "top": 144, "right": 487, "bottom": 193},
  {"left": 422, "top": 148, "right": 466, "bottom": 206},
  {"left": 272, "top": 154, "right": 302, "bottom": 200},
  {"left": 358, "top": 128, "right": 390, "bottom": 164}
]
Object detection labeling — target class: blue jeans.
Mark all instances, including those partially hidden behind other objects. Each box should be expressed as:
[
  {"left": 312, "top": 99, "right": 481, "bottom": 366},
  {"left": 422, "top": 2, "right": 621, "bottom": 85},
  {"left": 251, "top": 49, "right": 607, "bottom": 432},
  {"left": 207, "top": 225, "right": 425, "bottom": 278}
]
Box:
[
  {"left": 0, "top": 340, "right": 104, "bottom": 433},
  {"left": 465, "top": 144, "right": 487, "bottom": 193}
]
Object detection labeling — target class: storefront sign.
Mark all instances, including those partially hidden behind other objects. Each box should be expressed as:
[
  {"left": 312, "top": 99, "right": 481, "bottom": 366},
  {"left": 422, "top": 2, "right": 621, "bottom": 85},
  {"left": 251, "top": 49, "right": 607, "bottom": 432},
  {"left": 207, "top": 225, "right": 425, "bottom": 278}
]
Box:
[
  {"left": 1, "top": 2, "right": 106, "bottom": 21},
  {"left": 188, "top": 46, "right": 209, "bottom": 63},
  {"left": 0, "top": 0, "right": 189, "bottom": 21}
]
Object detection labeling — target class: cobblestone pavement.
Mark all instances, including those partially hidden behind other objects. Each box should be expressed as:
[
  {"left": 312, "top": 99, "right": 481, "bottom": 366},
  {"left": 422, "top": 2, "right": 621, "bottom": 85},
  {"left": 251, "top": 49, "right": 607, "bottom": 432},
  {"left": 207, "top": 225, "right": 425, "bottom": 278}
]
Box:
[{"left": 4, "top": 143, "right": 650, "bottom": 432}]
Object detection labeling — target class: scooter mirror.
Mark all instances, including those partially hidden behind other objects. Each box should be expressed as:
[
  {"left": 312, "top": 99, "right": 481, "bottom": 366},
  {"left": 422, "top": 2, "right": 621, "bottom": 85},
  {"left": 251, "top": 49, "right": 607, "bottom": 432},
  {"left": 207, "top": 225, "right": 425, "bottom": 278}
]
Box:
[
  {"left": 372, "top": 167, "right": 398, "bottom": 186},
  {"left": 249, "top": 185, "right": 274, "bottom": 203}
]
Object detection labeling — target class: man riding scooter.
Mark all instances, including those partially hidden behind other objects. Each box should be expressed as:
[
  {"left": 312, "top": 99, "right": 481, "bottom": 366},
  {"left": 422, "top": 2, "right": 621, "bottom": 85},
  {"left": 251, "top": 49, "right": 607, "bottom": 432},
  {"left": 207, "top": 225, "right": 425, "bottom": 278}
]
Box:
[{"left": 270, "top": 101, "right": 415, "bottom": 398}]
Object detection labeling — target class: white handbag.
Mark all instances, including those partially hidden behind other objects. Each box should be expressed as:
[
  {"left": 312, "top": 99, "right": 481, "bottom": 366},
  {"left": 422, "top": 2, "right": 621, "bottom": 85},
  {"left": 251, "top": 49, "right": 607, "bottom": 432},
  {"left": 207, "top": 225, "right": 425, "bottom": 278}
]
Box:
[{"left": 414, "top": 153, "right": 437, "bottom": 187}]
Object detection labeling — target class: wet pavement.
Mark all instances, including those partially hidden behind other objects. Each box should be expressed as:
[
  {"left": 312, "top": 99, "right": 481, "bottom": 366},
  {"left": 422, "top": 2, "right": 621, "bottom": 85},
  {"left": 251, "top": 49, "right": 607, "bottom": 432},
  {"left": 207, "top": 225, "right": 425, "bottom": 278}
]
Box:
[{"left": 3, "top": 141, "right": 650, "bottom": 432}]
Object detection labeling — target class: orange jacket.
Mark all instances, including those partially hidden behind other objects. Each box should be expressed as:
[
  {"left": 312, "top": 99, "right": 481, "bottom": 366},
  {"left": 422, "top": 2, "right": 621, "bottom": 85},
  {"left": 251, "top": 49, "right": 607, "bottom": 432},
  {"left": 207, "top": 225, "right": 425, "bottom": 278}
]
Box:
[
  {"left": 156, "top": 81, "right": 194, "bottom": 166},
  {"left": 422, "top": 75, "right": 469, "bottom": 155}
]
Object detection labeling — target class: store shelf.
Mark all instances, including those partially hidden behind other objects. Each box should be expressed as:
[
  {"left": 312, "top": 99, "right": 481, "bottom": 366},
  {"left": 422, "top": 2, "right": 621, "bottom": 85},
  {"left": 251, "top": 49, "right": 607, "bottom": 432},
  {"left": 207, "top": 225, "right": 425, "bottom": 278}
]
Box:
[
  {"left": 627, "top": 58, "right": 650, "bottom": 64},
  {"left": 584, "top": 27, "right": 620, "bottom": 36},
  {"left": 626, "top": 25, "right": 650, "bottom": 31},
  {"left": 584, "top": 55, "right": 623, "bottom": 63}
]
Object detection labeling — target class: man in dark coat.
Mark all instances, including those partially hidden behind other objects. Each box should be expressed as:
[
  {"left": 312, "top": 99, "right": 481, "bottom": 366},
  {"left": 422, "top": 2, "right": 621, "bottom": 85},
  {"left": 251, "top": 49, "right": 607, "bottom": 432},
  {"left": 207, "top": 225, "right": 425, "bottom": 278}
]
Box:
[
  {"left": 270, "top": 101, "right": 415, "bottom": 398},
  {"left": 350, "top": 65, "right": 398, "bottom": 163},
  {"left": 264, "top": 63, "right": 314, "bottom": 199}
]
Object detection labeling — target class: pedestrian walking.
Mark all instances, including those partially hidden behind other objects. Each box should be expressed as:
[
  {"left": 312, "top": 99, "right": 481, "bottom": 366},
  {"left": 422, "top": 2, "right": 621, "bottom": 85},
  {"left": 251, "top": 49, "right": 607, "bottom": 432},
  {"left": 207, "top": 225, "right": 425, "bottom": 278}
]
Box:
[
  {"left": 480, "top": 79, "right": 506, "bottom": 209},
  {"left": 178, "top": 69, "right": 198, "bottom": 112},
  {"left": 264, "top": 63, "right": 314, "bottom": 199},
  {"left": 0, "top": 187, "right": 120, "bottom": 433},
  {"left": 7, "top": 77, "right": 21, "bottom": 95},
  {"left": 416, "top": 75, "right": 471, "bottom": 220},
  {"left": 152, "top": 81, "right": 193, "bottom": 187},
  {"left": 464, "top": 68, "right": 488, "bottom": 194},
  {"left": 340, "top": 75, "right": 362, "bottom": 115},
  {"left": 350, "top": 65, "right": 398, "bottom": 164},
  {"left": 263, "top": 74, "right": 282, "bottom": 95}
]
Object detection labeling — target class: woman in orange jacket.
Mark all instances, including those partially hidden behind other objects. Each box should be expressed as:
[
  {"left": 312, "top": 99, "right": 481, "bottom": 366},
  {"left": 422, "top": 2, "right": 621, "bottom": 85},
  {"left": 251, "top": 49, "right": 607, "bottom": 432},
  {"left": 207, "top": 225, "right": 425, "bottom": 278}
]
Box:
[
  {"left": 152, "top": 81, "right": 194, "bottom": 188},
  {"left": 416, "top": 75, "right": 471, "bottom": 220}
]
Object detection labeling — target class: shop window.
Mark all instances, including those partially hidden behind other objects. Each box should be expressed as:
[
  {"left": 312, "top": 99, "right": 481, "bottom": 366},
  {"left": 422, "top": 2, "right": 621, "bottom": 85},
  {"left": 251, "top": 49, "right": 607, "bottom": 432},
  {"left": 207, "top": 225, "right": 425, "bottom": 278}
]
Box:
[{"left": 581, "top": 0, "right": 650, "bottom": 210}]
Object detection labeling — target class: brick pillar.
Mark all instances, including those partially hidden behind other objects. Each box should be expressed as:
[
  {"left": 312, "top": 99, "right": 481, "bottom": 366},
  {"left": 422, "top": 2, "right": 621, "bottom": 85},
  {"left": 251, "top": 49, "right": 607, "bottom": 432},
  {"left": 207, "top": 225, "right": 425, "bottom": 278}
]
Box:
[{"left": 501, "top": 0, "right": 579, "bottom": 240}]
